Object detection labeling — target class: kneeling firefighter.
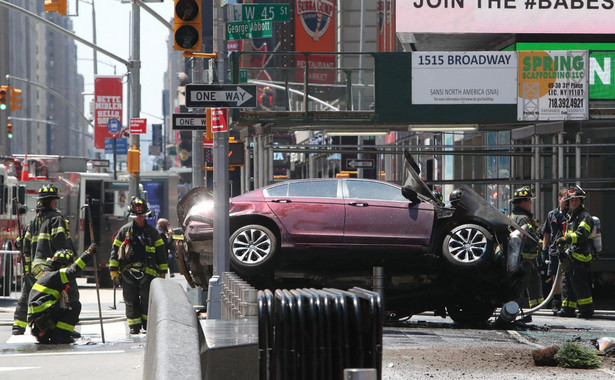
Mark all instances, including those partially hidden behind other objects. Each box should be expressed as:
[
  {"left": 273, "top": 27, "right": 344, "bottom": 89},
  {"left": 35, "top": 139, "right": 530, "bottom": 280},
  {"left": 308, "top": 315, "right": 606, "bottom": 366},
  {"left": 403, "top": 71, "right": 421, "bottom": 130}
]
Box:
[
  {"left": 27, "top": 246, "right": 95, "bottom": 344},
  {"left": 109, "top": 197, "right": 168, "bottom": 334}
]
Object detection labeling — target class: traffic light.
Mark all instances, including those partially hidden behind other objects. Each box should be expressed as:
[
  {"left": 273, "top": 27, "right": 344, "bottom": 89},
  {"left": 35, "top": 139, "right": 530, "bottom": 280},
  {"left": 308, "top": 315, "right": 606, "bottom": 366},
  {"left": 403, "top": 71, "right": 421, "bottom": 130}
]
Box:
[
  {"left": 7, "top": 123, "right": 13, "bottom": 139},
  {"left": 10, "top": 87, "right": 21, "bottom": 111},
  {"left": 44, "top": 0, "right": 67, "bottom": 15},
  {"left": 0, "top": 86, "right": 7, "bottom": 111},
  {"left": 229, "top": 139, "right": 245, "bottom": 166},
  {"left": 173, "top": 0, "right": 202, "bottom": 51},
  {"left": 127, "top": 145, "right": 141, "bottom": 174}
]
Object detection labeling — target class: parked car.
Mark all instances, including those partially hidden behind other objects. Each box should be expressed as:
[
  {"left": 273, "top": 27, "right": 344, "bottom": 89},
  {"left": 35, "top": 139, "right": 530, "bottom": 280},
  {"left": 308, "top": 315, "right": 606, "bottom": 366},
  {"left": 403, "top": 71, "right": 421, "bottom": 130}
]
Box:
[{"left": 176, "top": 151, "right": 530, "bottom": 325}]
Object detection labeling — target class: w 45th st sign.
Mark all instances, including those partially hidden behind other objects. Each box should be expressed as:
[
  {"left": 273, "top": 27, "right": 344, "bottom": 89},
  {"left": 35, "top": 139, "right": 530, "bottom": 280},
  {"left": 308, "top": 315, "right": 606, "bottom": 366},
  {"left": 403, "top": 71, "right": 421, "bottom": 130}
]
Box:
[{"left": 186, "top": 84, "right": 257, "bottom": 108}]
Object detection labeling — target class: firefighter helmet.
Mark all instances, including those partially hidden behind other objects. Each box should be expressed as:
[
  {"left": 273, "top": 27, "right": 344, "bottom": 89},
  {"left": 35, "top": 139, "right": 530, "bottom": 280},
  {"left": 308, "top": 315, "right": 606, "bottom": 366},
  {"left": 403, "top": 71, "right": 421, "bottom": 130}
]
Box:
[
  {"left": 432, "top": 190, "right": 443, "bottom": 202},
  {"left": 564, "top": 185, "right": 586, "bottom": 201},
  {"left": 48, "top": 249, "right": 74, "bottom": 269},
  {"left": 512, "top": 186, "right": 533, "bottom": 202},
  {"left": 128, "top": 197, "right": 150, "bottom": 216},
  {"left": 449, "top": 188, "right": 463, "bottom": 206},
  {"left": 34, "top": 184, "right": 61, "bottom": 200}
]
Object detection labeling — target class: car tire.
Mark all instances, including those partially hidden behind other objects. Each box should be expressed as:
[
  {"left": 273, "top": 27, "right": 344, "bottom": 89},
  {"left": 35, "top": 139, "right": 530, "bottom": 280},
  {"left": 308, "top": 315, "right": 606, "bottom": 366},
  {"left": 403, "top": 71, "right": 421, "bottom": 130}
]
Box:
[
  {"left": 442, "top": 224, "right": 494, "bottom": 269},
  {"left": 229, "top": 224, "right": 278, "bottom": 276},
  {"left": 446, "top": 301, "right": 495, "bottom": 326}
]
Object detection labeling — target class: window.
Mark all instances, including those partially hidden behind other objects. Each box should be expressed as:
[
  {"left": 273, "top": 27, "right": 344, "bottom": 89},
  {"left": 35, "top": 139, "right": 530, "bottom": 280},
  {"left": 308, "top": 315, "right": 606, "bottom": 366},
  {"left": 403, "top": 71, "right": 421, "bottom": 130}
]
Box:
[
  {"left": 288, "top": 181, "right": 338, "bottom": 198},
  {"left": 346, "top": 181, "right": 406, "bottom": 202},
  {"left": 264, "top": 184, "right": 288, "bottom": 197}
]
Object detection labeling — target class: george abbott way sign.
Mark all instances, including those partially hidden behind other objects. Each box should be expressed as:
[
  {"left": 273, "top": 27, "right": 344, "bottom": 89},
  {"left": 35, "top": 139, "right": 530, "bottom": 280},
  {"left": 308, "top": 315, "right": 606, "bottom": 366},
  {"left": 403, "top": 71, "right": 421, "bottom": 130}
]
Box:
[{"left": 186, "top": 84, "right": 257, "bottom": 108}]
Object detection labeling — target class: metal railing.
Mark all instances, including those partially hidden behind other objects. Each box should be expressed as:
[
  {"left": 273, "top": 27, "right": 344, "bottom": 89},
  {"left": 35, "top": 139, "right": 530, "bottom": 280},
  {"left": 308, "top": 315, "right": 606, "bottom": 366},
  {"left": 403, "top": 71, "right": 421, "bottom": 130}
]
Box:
[
  {"left": 221, "top": 272, "right": 259, "bottom": 319},
  {"left": 0, "top": 249, "right": 21, "bottom": 299}
]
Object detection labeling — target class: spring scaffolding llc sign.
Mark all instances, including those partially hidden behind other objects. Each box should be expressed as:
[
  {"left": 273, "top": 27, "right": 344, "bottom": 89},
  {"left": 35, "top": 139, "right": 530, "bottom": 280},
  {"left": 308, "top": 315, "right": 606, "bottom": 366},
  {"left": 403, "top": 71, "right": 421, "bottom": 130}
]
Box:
[{"left": 517, "top": 51, "right": 589, "bottom": 121}]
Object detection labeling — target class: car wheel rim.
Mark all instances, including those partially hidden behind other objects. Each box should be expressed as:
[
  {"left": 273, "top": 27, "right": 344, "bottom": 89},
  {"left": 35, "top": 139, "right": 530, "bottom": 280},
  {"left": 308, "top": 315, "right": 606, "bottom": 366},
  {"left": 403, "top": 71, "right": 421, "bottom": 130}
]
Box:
[
  {"left": 232, "top": 228, "right": 272, "bottom": 265},
  {"left": 447, "top": 227, "right": 488, "bottom": 263}
]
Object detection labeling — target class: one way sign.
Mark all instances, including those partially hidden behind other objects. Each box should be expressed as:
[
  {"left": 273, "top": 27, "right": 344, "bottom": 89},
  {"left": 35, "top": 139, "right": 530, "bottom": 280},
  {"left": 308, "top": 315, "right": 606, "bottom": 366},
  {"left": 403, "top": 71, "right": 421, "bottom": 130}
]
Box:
[{"left": 186, "top": 84, "right": 257, "bottom": 108}]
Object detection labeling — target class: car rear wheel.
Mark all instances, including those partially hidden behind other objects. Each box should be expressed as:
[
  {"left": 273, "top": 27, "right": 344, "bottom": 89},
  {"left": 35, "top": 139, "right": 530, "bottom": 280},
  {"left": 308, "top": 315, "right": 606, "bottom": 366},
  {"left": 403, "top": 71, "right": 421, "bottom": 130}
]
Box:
[
  {"left": 442, "top": 224, "right": 494, "bottom": 269},
  {"left": 230, "top": 224, "right": 278, "bottom": 276}
]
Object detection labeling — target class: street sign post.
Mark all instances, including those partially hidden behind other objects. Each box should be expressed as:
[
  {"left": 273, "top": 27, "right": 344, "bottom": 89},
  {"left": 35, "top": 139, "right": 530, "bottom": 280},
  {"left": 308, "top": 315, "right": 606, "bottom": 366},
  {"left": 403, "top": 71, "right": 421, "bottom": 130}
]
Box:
[
  {"left": 226, "top": 20, "right": 273, "bottom": 40},
  {"left": 345, "top": 158, "right": 375, "bottom": 169},
  {"left": 172, "top": 113, "right": 208, "bottom": 130},
  {"left": 186, "top": 84, "right": 257, "bottom": 108},
  {"left": 107, "top": 118, "right": 121, "bottom": 135},
  {"left": 227, "top": 3, "right": 290, "bottom": 22}
]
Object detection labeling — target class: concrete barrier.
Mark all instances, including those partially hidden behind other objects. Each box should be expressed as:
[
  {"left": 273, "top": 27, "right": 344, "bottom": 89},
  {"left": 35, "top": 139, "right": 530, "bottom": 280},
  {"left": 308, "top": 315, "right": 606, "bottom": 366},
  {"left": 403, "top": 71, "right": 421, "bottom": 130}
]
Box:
[{"left": 143, "top": 278, "right": 203, "bottom": 380}]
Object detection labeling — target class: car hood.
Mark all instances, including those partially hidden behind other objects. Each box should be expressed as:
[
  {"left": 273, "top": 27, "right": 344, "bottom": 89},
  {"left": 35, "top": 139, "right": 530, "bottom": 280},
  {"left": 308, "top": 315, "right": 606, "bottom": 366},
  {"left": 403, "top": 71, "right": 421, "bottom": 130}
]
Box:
[{"left": 402, "top": 151, "right": 530, "bottom": 238}]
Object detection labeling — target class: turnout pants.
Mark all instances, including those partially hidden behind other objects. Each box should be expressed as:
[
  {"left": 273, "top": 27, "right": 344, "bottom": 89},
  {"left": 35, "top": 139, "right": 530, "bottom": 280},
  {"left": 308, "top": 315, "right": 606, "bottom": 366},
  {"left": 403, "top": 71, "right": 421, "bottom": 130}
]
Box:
[
  {"left": 121, "top": 270, "right": 154, "bottom": 330},
  {"left": 561, "top": 260, "right": 594, "bottom": 315},
  {"left": 31, "top": 302, "right": 82, "bottom": 343},
  {"left": 13, "top": 274, "right": 36, "bottom": 331},
  {"left": 517, "top": 258, "right": 544, "bottom": 308}
]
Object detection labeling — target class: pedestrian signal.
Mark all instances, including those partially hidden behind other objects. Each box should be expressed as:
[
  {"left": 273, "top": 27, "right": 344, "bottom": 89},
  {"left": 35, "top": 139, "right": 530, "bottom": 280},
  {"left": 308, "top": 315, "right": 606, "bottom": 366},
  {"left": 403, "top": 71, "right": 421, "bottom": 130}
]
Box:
[{"left": 173, "top": 0, "right": 202, "bottom": 51}]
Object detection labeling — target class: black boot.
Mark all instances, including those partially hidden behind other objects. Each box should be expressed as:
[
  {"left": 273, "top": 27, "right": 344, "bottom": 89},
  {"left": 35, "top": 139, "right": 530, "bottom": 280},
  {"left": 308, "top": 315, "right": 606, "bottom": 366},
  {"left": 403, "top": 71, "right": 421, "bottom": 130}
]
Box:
[
  {"left": 12, "top": 326, "right": 25, "bottom": 335},
  {"left": 129, "top": 325, "right": 141, "bottom": 334},
  {"left": 551, "top": 295, "right": 561, "bottom": 316},
  {"left": 50, "top": 329, "right": 75, "bottom": 344}
]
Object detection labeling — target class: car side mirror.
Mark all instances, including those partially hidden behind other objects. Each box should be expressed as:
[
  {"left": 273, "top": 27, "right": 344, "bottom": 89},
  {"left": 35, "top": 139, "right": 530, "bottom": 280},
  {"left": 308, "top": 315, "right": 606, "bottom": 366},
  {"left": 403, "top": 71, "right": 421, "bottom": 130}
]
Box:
[{"left": 401, "top": 186, "right": 420, "bottom": 204}]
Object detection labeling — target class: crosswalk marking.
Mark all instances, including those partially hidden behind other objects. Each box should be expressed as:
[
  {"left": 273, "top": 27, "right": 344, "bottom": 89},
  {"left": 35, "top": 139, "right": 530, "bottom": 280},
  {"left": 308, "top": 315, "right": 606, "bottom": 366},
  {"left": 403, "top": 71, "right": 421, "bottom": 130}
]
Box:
[{"left": 5, "top": 321, "right": 140, "bottom": 345}]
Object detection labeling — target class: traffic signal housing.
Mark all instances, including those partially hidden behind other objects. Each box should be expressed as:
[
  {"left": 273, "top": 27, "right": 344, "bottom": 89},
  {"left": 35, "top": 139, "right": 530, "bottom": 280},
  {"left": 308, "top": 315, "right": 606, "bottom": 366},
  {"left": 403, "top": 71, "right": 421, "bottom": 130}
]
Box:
[
  {"left": 127, "top": 145, "right": 141, "bottom": 174},
  {"left": 0, "top": 86, "right": 7, "bottom": 111},
  {"left": 173, "top": 0, "right": 202, "bottom": 51},
  {"left": 10, "top": 87, "right": 21, "bottom": 111},
  {"left": 7, "top": 123, "right": 13, "bottom": 139},
  {"left": 44, "top": 0, "right": 67, "bottom": 15}
]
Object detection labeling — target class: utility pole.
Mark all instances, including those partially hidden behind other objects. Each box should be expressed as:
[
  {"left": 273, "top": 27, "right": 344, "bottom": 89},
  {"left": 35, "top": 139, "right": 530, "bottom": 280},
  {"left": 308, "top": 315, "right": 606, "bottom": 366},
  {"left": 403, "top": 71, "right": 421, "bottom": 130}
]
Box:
[{"left": 129, "top": 3, "right": 141, "bottom": 198}]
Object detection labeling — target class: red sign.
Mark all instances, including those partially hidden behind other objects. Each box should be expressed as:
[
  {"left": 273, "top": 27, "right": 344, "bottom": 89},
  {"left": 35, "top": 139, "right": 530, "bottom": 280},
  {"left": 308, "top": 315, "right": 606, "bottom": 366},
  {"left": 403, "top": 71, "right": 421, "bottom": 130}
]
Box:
[
  {"left": 94, "top": 76, "right": 123, "bottom": 149},
  {"left": 130, "top": 118, "right": 147, "bottom": 134},
  {"left": 203, "top": 140, "right": 213, "bottom": 148},
  {"left": 377, "top": 0, "right": 396, "bottom": 52},
  {"left": 211, "top": 108, "right": 228, "bottom": 133},
  {"left": 294, "top": 0, "right": 336, "bottom": 84}
]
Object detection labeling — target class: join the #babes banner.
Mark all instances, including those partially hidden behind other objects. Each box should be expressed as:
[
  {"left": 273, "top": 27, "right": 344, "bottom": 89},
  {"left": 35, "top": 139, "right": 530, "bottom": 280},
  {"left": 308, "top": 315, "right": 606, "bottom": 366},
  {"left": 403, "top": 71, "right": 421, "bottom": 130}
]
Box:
[{"left": 517, "top": 51, "right": 588, "bottom": 121}]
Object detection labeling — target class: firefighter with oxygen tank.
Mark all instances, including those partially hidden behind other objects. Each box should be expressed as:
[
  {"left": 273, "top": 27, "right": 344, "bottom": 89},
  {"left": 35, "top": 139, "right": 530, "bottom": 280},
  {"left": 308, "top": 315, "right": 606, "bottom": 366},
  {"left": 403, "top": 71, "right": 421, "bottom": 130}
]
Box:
[{"left": 109, "top": 197, "right": 168, "bottom": 334}]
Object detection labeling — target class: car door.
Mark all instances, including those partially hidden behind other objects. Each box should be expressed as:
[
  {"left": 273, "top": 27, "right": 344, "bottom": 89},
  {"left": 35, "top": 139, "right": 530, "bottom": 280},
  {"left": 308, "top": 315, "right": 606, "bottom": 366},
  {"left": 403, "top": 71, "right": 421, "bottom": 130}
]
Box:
[
  {"left": 343, "top": 179, "right": 434, "bottom": 246},
  {"left": 265, "top": 180, "right": 345, "bottom": 245}
]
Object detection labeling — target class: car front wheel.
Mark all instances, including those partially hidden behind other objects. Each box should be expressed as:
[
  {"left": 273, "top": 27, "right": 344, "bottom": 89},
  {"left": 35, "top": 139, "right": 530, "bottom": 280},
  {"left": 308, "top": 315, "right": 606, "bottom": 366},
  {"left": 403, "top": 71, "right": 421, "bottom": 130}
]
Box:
[
  {"left": 446, "top": 301, "right": 495, "bottom": 326},
  {"left": 230, "top": 224, "right": 278, "bottom": 276},
  {"left": 442, "top": 224, "right": 494, "bottom": 269}
]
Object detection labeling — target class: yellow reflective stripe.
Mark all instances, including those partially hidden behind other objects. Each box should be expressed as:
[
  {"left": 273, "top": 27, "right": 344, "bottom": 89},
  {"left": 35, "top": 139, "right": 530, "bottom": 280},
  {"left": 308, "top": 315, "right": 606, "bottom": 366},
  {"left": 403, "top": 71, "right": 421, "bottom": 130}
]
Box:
[
  {"left": 60, "top": 268, "right": 69, "bottom": 283},
  {"left": 127, "top": 317, "right": 141, "bottom": 326},
  {"left": 13, "top": 320, "right": 27, "bottom": 328},
  {"left": 159, "top": 263, "right": 169, "bottom": 271},
  {"left": 572, "top": 252, "right": 592, "bottom": 262},
  {"left": 528, "top": 298, "right": 544, "bottom": 307},
  {"left": 141, "top": 314, "right": 148, "bottom": 321},
  {"left": 577, "top": 296, "right": 593, "bottom": 305},
  {"left": 55, "top": 321, "right": 74, "bottom": 332},
  {"left": 28, "top": 299, "right": 58, "bottom": 315},
  {"left": 75, "top": 257, "right": 86, "bottom": 269},
  {"left": 154, "top": 238, "right": 164, "bottom": 247},
  {"left": 562, "top": 300, "right": 577, "bottom": 308},
  {"left": 113, "top": 239, "right": 122, "bottom": 247},
  {"left": 568, "top": 232, "right": 578, "bottom": 243},
  {"left": 579, "top": 221, "right": 591, "bottom": 233},
  {"left": 522, "top": 253, "right": 538, "bottom": 259},
  {"left": 145, "top": 245, "right": 156, "bottom": 253},
  {"left": 38, "top": 232, "right": 51, "bottom": 241},
  {"left": 32, "top": 282, "right": 60, "bottom": 299},
  {"left": 145, "top": 267, "right": 158, "bottom": 277},
  {"left": 109, "top": 260, "right": 120, "bottom": 267},
  {"left": 51, "top": 226, "right": 66, "bottom": 235}
]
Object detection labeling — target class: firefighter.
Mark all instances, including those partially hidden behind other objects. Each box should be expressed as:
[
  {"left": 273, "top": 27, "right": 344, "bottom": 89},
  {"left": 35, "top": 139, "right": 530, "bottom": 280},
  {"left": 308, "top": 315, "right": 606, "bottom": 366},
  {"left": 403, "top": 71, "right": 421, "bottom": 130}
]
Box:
[
  {"left": 541, "top": 187, "right": 568, "bottom": 315},
  {"left": 449, "top": 188, "right": 462, "bottom": 208},
  {"left": 14, "top": 185, "right": 75, "bottom": 335},
  {"left": 556, "top": 185, "right": 595, "bottom": 319},
  {"left": 11, "top": 224, "right": 33, "bottom": 335},
  {"left": 109, "top": 197, "right": 168, "bottom": 334},
  {"left": 27, "top": 245, "right": 95, "bottom": 344},
  {"left": 510, "top": 186, "right": 544, "bottom": 313}
]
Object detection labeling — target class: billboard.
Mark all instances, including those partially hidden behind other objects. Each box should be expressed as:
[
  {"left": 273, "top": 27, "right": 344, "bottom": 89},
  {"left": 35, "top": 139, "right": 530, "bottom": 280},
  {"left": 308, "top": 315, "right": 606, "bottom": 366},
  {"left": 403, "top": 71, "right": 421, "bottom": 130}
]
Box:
[
  {"left": 517, "top": 51, "right": 588, "bottom": 121},
  {"left": 412, "top": 52, "right": 518, "bottom": 104},
  {"left": 396, "top": 1, "right": 615, "bottom": 34},
  {"left": 94, "top": 76, "right": 123, "bottom": 149},
  {"left": 295, "top": 0, "right": 336, "bottom": 84},
  {"left": 589, "top": 52, "right": 615, "bottom": 99}
]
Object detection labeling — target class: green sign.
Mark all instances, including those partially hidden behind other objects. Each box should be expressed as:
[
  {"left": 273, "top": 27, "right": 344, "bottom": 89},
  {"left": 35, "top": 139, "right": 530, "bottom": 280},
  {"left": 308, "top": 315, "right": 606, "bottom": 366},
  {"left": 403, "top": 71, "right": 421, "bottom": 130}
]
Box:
[
  {"left": 226, "top": 20, "right": 273, "bottom": 41},
  {"left": 227, "top": 3, "right": 290, "bottom": 22},
  {"left": 589, "top": 52, "right": 615, "bottom": 100},
  {"left": 227, "top": 69, "right": 248, "bottom": 84}
]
